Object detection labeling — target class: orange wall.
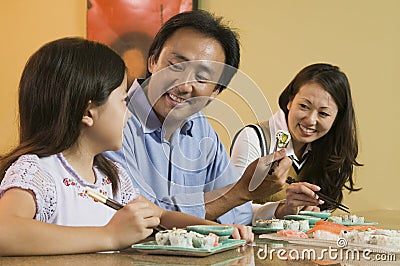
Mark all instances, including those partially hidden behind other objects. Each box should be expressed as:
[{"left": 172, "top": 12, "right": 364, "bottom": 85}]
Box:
[{"left": 0, "top": 0, "right": 86, "bottom": 153}]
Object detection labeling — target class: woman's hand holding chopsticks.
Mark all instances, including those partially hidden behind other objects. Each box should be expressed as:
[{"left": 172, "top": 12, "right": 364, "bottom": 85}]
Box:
[
  {"left": 274, "top": 177, "right": 351, "bottom": 219},
  {"left": 274, "top": 181, "right": 323, "bottom": 219},
  {"left": 285, "top": 177, "right": 350, "bottom": 213}
]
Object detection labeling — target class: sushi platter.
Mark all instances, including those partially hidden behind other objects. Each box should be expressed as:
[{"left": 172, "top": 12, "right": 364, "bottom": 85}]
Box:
[
  {"left": 260, "top": 231, "right": 400, "bottom": 254},
  {"left": 253, "top": 212, "right": 378, "bottom": 234},
  {"left": 132, "top": 226, "right": 246, "bottom": 257},
  {"left": 256, "top": 213, "right": 400, "bottom": 254},
  {"left": 132, "top": 239, "right": 246, "bottom": 257}
]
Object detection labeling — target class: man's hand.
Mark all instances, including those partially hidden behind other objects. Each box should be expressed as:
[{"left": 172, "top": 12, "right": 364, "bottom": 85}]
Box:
[
  {"left": 204, "top": 149, "right": 291, "bottom": 221},
  {"left": 236, "top": 149, "right": 292, "bottom": 201}
]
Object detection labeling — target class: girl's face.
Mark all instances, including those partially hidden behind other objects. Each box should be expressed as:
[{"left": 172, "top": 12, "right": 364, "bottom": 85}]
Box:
[
  {"left": 287, "top": 82, "right": 338, "bottom": 148},
  {"left": 92, "top": 74, "right": 129, "bottom": 151}
]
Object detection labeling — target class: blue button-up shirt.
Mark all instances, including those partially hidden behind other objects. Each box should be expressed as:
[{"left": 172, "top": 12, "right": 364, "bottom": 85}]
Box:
[{"left": 105, "top": 80, "right": 252, "bottom": 225}]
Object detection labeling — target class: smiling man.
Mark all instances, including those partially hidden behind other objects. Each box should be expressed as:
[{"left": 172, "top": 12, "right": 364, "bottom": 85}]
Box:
[
  {"left": 105, "top": 10, "right": 291, "bottom": 226},
  {"left": 146, "top": 27, "right": 224, "bottom": 124}
]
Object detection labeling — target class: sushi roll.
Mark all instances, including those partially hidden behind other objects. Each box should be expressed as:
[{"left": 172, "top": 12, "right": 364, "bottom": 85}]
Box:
[
  {"left": 374, "top": 229, "right": 400, "bottom": 237},
  {"left": 354, "top": 215, "right": 365, "bottom": 223},
  {"left": 155, "top": 230, "right": 171, "bottom": 246},
  {"left": 269, "top": 219, "right": 284, "bottom": 229},
  {"left": 283, "top": 220, "right": 300, "bottom": 230},
  {"left": 384, "top": 236, "right": 400, "bottom": 248},
  {"left": 255, "top": 219, "right": 284, "bottom": 229},
  {"left": 282, "top": 220, "right": 290, "bottom": 229},
  {"left": 327, "top": 216, "right": 343, "bottom": 223},
  {"left": 367, "top": 234, "right": 400, "bottom": 247},
  {"left": 276, "top": 130, "right": 291, "bottom": 150},
  {"left": 191, "top": 232, "right": 206, "bottom": 248},
  {"left": 343, "top": 214, "right": 364, "bottom": 223},
  {"left": 344, "top": 230, "right": 400, "bottom": 248},
  {"left": 169, "top": 228, "right": 193, "bottom": 248},
  {"left": 328, "top": 214, "right": 365, "bottom": 224},
  {"left": 299, "top": 220, "right": 310, "bottom": 231},
  {"left": 255, "top": 219, "right": 268, "bottom": 227},
  {"left": 193, "top": 233, "right": 218, "bottom": 249}
]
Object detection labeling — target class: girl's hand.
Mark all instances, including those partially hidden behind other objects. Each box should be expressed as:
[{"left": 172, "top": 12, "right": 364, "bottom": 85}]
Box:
[{"left": 104, "top": 195, "right": 160, "bottom": 249}]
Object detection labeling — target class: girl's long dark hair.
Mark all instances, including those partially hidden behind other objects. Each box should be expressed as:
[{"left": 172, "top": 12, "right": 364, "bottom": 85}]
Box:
[
  {"left": 0, "top": 37, "right": 126, "bottom": 195},
  {"left": 279, "top": 63, "right": 362, "bottom": 210}
]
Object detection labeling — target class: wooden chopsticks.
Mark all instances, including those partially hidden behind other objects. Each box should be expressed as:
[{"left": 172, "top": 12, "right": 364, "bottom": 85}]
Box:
[
  {"left": 267, "top": 140, "right": 280, "bottom": 175},
  {"left": 85, "top": 187, "right": 169, "bottom": 231},
  {"left": 285, "top": 177, "right": 350, "bottom": 213}
]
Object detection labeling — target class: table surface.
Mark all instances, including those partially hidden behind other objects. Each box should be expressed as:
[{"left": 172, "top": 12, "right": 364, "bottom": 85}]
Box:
[{"left": 1, "top": 210, "right": 399, "bottom": 265}]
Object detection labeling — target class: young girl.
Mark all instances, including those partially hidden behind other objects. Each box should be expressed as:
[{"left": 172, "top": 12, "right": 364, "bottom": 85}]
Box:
[
  {"left": 0, "top": 37, "right": 252, "bottom": 256},
  {"left": 230, "top": 63, "right": 362, "bottom": 220}
]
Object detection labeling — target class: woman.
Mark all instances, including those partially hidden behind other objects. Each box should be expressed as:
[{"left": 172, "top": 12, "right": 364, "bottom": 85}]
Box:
[{"left": 230, "top": 63, "right": 361, "bottom": 221}]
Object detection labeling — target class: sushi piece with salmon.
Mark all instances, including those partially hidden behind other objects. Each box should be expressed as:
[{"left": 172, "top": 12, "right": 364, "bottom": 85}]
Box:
[
  {"left": 306, "top": 221, "right": 377, "bottom": 241},
  {"left": 277, "top": 229, "right": 308, "bottom": 238}
]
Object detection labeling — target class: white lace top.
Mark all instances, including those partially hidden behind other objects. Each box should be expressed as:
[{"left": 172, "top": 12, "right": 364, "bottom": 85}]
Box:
[{"left": 0, "top": 154, "right": 139, "bottom": 226}]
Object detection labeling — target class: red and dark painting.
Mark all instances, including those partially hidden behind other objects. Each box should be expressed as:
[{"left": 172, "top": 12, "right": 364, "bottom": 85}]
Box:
[{"left": 87, "top": 0, "right": 195, "bottom": 83}]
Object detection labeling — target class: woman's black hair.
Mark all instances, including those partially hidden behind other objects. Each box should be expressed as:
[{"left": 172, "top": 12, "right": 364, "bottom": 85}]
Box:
[{"left": 279, "top": 63, "right": 362, "bottom": 210}]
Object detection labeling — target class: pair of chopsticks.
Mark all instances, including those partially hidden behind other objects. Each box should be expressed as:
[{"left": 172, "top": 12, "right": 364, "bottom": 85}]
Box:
[
  {"left": 267, "top": 137, "right": 281, "bottom": 175},
  {"left": 285, "top": 177, "right": 350, "bottom": 213},
  {"left": 85, "top": 187, "right": 169, "bottom": 231}
]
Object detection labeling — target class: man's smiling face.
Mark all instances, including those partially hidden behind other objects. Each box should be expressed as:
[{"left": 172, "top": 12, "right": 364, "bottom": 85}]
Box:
[{"left": 146, "top": 27, "right": 226, "bottom": 123}]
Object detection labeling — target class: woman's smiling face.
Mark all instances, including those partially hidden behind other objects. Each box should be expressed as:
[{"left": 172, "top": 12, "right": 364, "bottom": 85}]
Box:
[{"left": 287, "top": 82, "right": 338, "bottom": 148}]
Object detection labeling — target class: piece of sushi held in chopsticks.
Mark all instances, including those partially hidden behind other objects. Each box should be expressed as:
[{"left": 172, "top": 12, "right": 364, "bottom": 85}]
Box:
[
  {"left": 268, "top": 130, "right": 291, "bottom": 175},
  {"left": 275, "top": 130, "right": 291, "bottom": 150}
]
